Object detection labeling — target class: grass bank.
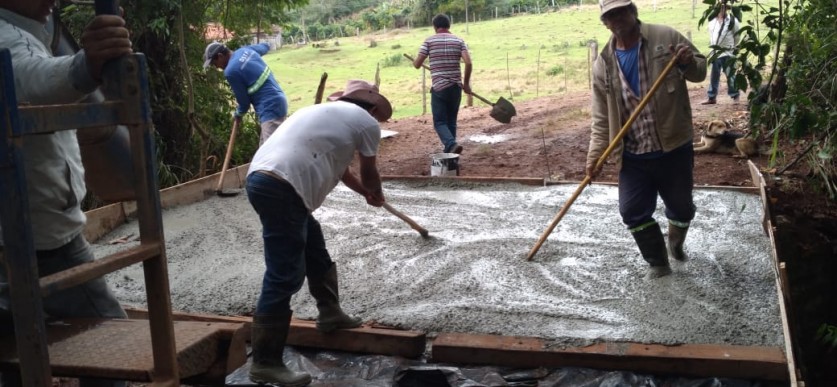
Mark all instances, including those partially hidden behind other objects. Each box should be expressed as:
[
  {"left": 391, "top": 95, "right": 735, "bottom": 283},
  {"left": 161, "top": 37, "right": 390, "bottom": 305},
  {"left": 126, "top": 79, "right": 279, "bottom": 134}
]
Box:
[{"left": 265, "top": 0, "right": 718, "bottom": 120}]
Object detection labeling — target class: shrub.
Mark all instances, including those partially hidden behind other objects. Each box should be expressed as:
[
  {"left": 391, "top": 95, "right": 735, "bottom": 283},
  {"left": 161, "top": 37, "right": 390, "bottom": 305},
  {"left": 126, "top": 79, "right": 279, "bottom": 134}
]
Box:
[
  {"left": 381, "top": 54, "right": 402, "bottom": 68},
  {"left": 546, "top": 65, "right": 564, "bottom": 76}
]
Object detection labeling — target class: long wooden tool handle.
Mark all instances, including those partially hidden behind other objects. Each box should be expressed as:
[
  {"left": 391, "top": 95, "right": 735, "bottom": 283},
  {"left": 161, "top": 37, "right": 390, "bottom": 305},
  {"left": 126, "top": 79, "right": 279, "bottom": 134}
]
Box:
[
  {"left": 468, "top": 91, "right": 494, "bottom": 106},
  {"left": 215, "top": 118, "right": 239, "bottom": 192},
  {"left": 526, "top": 54, "right": 679, "bottom": 261},
  {"left": 382, "top": 202, "right": 429, "bottom": 238},
  {"left": 403, "top": 53, "right": 428, "bottom": 71},
  {"left": 314, "top": 72, "right": 328, "bottom": 104}
]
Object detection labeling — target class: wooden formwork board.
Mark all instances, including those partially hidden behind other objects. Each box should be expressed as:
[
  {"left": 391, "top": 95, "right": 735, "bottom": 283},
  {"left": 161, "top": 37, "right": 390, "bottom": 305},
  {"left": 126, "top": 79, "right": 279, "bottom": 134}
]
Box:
[
  {"left": 125, "top": 308, "right": 427, "bottom": 359},
  {"left": 83, "top": 169, "right": 796, "bottom": 381},
  {"left": 748, "top": 160, "right": 802, "bottom": 386},
  {"left": 432, "top": 333, "right": 788, "bottom": 381}
]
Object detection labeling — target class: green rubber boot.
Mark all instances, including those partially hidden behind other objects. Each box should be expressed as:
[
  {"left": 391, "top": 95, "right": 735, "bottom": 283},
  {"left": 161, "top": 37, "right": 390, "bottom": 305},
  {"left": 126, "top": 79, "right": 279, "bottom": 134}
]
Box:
[
  {"left": 667, "top": 222, "right": 690, "bottom": 262},
  {"left": 249, "top": 312, "right": 312, "bottom": 386},
  {"left": 631, "top": 222, "right": 672, "bottom": 279},
  {"left": 308, "top": 264, "right": 362, "bottom": 333}
]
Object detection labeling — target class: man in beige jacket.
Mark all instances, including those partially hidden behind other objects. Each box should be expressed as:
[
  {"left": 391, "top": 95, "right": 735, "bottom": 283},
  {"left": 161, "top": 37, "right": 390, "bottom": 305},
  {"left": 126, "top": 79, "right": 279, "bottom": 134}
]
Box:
[{"left": 587, "top": 0, "right": 706, "bottom": 279}]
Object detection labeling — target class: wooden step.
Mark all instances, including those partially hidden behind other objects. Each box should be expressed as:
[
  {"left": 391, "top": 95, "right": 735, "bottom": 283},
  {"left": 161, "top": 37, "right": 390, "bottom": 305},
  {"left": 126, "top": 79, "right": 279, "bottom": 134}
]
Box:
[{"left": 0, "top": 318, "right": 245, "bottom": 382}]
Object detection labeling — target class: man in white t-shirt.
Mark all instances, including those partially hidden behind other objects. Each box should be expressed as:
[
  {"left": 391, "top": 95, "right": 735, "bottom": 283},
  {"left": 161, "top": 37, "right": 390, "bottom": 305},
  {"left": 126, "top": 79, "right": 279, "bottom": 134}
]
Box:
[
  {"left": 702, "top": 2, "right": 741, "bottom": 104},
  {"left": 244, "top": 79, "right": 391, "bottom": 386}
]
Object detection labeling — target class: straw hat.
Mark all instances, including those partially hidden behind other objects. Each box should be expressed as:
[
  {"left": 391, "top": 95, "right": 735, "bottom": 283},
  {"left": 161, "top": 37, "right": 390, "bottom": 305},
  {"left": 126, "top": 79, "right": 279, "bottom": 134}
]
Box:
[{"left": 328, "top": 80, "right": 393, "bottom": 122}]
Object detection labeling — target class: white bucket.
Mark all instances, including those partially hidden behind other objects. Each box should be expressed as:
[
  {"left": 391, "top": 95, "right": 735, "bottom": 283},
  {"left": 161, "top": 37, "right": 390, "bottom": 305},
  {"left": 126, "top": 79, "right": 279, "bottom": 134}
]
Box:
[{"left": 430, "top": 153, "right": 460, "bottom": 177}]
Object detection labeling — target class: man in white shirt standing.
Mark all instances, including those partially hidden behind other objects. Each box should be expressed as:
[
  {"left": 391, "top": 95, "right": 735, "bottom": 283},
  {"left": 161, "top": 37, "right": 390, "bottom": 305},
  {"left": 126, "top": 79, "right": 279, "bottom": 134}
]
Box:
[
  {"left": 702, "top": 2, "right": 741, "bottom": 104},
  {"left": 244, "top": 80, "right": 390, "bottom": 386}
]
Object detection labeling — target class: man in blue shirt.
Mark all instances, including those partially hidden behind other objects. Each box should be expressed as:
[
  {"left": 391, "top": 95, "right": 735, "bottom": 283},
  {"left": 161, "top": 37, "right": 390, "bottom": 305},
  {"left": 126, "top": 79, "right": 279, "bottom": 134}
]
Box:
[{"left": 204, "top": 41, "right": 288, "bottom": 146}]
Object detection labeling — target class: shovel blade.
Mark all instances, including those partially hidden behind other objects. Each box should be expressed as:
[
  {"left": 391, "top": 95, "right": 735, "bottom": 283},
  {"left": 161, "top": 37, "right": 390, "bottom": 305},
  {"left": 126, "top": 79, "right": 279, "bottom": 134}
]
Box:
[{"left": 490, "top": 97, "right": 517, "bottom": 124}]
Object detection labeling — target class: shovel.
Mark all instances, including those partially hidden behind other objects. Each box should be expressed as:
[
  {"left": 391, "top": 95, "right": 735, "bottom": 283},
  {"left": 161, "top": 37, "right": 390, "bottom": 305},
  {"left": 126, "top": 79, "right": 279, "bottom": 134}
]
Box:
[
  {"left": 215, "top": 118, "right": 242, "bottom": 197},
  {"left": 469, "top": 91, "right": 516, "bottom": 124},
  {"left": 404, "top": 53, "right": 516, "bottom": 124},
  {"left": 525, "top": 54, "right": 680, "bottom": 261}
]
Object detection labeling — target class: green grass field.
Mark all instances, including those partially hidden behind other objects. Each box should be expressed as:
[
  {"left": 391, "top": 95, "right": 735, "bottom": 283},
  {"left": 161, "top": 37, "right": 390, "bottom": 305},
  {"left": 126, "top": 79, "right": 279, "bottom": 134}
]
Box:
[{"left": 264, "top": 0, "right": 722, "bottom": 119}]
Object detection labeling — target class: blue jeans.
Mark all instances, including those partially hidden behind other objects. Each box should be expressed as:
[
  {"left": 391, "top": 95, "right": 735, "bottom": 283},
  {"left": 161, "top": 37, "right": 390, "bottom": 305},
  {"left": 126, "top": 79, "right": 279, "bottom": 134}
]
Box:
[
  {"left": 431, "top": 85, "right": 463, "bottom": 152},
  {"left": 245, "top": 172, "right": 334, "bottom": 316},
  {"left": 707, "top": 56, "right": 739, "bottom": 100},
  {"left": 0, "top": 234, "right": 127, "bottom": 387},
  {"left": 618, "top": 144, "right": 696, "bottom": 229}
]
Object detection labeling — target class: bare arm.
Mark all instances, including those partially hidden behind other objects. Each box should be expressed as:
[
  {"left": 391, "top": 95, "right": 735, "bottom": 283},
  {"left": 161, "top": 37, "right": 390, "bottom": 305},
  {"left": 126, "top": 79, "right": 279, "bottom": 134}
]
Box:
[
  {"left": 413, "top": 53, "right": 428, "bottom": 69},
  {"left": 341, "top": 155, "right": 384, "bottom": 206},
  {"left": 461, "top": 50, "right": 472, "bottom": 94}
]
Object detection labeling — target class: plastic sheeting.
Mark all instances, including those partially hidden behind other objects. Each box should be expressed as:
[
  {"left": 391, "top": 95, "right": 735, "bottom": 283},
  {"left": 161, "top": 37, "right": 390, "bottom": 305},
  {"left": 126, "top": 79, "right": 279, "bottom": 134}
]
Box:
[{"left": 226, "top": 347, "right": 780, "bottom": 387}]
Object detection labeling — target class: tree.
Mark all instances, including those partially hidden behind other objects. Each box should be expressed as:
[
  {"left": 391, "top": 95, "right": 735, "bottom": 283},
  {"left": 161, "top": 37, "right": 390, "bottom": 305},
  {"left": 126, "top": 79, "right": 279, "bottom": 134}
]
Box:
[
  {"left": 60, "top": 0, "right": 307, "bottom": 187},
  {"left": 699, "top": 0, "right": 835, "bottom": 196}
]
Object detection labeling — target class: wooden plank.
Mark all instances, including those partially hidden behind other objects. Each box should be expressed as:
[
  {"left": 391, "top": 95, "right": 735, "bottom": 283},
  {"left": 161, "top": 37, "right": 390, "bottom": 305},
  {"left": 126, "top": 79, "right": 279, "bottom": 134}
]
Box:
[
  {"left": 432, "top": 333, "right": 788, "bottom": 381},
  {"left": 125, "top": 308, "right": 426, "bottom": 358},
  {"left": 128, "top": 119, "right": 180, "bottom": 385},
  {"left": 752, "top": 159, "right": 801, "bottom": 386},
  {"left": 40, "top": 243, "right": 161, "bottom": 297},
  {"left": 748, "top": 160, "right": 771, "bottom": 234},
  {"left": 0, "top": 49, "right": 52, "bottom": 387},
  {"left": 0, "top": 319, "right": 228, "bottom": 381},
  {"left": 120, "top": 164, "right": 250, "bottom": 217},
  {"left": 181, "top": 322, "right": 248, "bottom": 386},
  {"left": 83, "top": 202, "right": 128, "bottom": 243},
  {"left": 287, "top": 318, "right": 425, "bottom": 358},
  {"left": 382, "top": 175, "right": 545, "bottom": 186}
]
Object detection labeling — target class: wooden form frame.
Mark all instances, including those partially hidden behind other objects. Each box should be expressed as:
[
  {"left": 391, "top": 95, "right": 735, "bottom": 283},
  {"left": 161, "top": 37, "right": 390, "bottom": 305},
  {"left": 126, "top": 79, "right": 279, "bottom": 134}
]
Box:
[{"left": 85, "top": 168, "right": 795, "bottom": 382}]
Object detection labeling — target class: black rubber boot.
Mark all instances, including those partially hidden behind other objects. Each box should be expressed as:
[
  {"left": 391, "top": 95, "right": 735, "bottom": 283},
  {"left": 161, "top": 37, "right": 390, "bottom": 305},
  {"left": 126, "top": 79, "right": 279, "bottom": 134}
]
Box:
[
  {"left": 631, "top": 222, "right": 672, "bottom": 279},
  {"left": 249, "top": 312, "right": 312, "bottom": 386},
  {"left": 667, "top": 222, "right": 689, "bottom": 262},
  {"left": 307, "top": 264, "right": 362, "bottom": 332}
]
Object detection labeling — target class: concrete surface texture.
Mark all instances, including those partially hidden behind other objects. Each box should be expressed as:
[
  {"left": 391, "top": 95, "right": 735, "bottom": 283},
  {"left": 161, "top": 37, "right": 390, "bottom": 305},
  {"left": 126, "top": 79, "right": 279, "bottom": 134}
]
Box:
[{"left": 96, "top": 180, "right": 783, "bottom": 348}]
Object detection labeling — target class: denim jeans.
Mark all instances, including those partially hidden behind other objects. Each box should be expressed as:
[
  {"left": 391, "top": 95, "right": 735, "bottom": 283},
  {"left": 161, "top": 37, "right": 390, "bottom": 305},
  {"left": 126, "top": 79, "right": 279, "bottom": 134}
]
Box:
[
  {"left": 246, "top": 172, "right": 334, "bottom": 316},
  {"left": 618, "top": 144, "right": 696, "bottom": 229},
  {"left": 707, "top": 56, "right": 739, "bottom": 100},
  {"left": 259, "top": 116, "right": 285, "bottom": 146},
  {"left": 430, "top": 85, "right": 463, "bottom": 152},
  {"left": 0, "top": 234, "right": 127, "bottom": 387}
]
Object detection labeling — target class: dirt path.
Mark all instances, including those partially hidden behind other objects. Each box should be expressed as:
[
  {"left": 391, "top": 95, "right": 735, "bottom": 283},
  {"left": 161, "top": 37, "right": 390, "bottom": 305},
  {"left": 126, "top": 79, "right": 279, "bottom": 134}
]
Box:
[{"left": 374, "top": 87, "right": 758, "bottom": 186}]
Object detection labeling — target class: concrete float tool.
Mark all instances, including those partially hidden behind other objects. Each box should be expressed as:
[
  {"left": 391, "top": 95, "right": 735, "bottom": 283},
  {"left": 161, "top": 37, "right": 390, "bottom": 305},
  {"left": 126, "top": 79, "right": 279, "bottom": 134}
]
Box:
[
  {"left": 526, "top": 54, "right": 680, "bottom": 261},
  {"left": 215, "top": 118, "right": 242, "bottom": 197},
  {"left": 403, "top": 53, "right": 516, "bottom": 124}
]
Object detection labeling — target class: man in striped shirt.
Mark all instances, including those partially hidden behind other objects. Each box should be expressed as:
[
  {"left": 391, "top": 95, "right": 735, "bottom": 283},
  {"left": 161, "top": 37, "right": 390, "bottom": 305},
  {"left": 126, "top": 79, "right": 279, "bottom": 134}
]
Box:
[{"left": 412, "top": 14, "right": 472, "bottom": 154}]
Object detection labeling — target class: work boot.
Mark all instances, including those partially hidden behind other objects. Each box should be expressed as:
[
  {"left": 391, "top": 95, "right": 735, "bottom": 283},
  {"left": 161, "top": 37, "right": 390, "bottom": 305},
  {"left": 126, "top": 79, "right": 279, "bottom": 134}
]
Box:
[
  {"left": 700, "top": 98, "right": 717, "bottom": 105},
  {"left": 249, "top": 312, "right": 312, "bottom": 386},
  {"left": 308, "top": 264, "right": 362, "bottom": 333},
  {"left": 631, "top": 222, "right": 672, "bottom": 279},
  {"left": 667, "top": 222, "right": 689, "bottom": 262}
]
